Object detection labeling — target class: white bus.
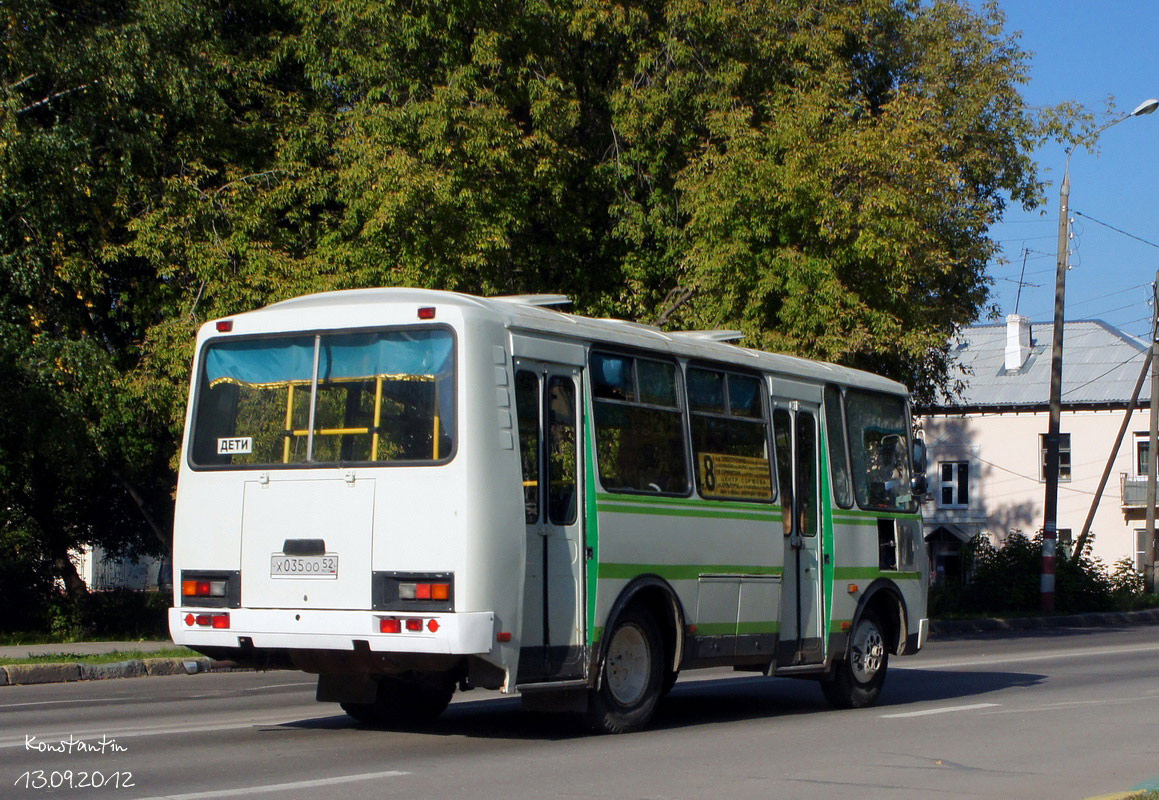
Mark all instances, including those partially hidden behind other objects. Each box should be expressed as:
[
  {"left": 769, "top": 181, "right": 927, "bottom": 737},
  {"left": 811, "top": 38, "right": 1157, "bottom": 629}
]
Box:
[{"left": 170, "top": 288, "right": 929, "bottom": 733}]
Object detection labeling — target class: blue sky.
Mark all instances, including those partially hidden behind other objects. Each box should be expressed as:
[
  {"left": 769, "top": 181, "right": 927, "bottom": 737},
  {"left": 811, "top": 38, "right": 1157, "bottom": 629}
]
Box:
[{"left": 985, "top": 1, "right": 1159, "bottom": 342}]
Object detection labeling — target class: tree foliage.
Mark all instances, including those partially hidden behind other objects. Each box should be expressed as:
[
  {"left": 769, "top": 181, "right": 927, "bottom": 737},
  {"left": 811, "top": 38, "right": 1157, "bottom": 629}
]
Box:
[{"left": 1, "top": 0, "right": 1073, "bottom": 604}]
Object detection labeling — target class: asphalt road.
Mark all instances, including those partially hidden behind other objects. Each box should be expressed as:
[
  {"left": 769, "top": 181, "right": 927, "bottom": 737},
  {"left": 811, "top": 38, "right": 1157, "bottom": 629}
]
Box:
[{"left": 3, "top": 625, "right": 1158, "bottom": 800}]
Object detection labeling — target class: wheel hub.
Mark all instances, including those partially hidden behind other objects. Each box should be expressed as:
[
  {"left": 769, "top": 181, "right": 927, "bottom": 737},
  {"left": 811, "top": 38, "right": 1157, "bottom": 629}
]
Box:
[
  {"left": 850, "top": 620, "right": 884, "bottom": 682},
  {"left": 605, "top": 623, "right": 650, "bottom": 705}
]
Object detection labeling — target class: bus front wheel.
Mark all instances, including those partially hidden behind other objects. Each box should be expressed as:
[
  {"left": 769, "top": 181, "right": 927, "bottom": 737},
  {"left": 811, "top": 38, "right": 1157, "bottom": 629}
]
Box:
[
  {"left": 820, "top": 610, "right": 888, "bottom": 710},
  {"left": 341, "top": 672, "right": 455, "bottom": 727},
  {"left": 585, "top": 607, "right": 664, "bottom": 734}
]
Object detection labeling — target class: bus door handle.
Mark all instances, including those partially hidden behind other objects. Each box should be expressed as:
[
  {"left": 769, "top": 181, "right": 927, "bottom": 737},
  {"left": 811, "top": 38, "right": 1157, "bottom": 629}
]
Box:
[{"left": 789, "top": 533, "right": 804, "bottom": 550}]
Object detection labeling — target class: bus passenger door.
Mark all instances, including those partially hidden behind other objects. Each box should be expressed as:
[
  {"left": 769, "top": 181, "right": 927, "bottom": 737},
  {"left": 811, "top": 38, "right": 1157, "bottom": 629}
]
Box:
[
  {"left": 773, "top": 403, "right": 825, "bottom": 666},
  {"left": 514, "top": 361, "right": 585, "bottom": 683}
]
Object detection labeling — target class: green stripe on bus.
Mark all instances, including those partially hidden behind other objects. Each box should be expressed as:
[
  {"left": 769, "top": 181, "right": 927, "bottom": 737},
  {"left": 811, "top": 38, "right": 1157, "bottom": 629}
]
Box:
[
  {"left": 598, "top": 503, "right": 780, "bottom": 522},
  {"left": 829, "top": 619, "right": 852, "bottom": 633},
  {"left": 832, "top": 567, "right": 923, "bottom": 581},
  {"left": 737, "top": 621, "right": 780, "bottom": 635},
  {"left": 598, "top": 563, "right": 783, "bottom": 581}
]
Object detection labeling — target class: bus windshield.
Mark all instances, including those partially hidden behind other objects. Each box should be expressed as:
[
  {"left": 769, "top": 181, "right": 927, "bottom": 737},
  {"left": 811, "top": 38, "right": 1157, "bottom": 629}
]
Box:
[
  {"left": 845, "top": 390, "right": 913, "bottom": 512},
  {"left": 189, "top": 328, "right": 455, "bottom": 468}
]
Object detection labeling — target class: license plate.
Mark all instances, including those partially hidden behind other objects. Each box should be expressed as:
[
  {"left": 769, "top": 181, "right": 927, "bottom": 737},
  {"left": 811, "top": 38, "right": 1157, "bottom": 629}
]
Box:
[{"left": 270, "top": 554, "right": 338, "bottom": 579}]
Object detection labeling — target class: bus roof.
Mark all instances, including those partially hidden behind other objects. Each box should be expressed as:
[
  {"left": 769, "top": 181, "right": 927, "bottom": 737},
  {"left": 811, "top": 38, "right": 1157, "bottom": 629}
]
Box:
[{"left": 238, "top": 287, "right": 907, "bottom": 397}]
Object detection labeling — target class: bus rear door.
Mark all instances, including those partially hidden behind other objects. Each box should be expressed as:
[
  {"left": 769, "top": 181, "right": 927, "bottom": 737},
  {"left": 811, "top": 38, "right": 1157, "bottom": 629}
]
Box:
[{"left": 514, "top": 361, "right": 585, "bottom": 683}]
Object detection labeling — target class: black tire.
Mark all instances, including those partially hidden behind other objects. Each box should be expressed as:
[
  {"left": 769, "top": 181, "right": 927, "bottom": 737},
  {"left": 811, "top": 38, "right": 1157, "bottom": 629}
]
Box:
[
  {"left": 341, "top": 672, "right": 455, "bottom": 727},
  {"left": 660, "top": 668, "right": 679, "bottom": 697},
  {"left": 585, "top": 607, "right": 664, "bottom": 734},
  {"left": 820, "top": 609, "right": 888, "bottom": 710}
]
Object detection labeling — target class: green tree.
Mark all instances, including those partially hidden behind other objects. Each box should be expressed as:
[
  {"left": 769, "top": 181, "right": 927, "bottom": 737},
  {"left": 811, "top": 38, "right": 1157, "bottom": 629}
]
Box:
[
  {"left": 1, "top": 0, "right": 1075, "bottom": 608},
  {"left": 0, "top": 0, "right": 320, "bottom": 602},
  {"left": 286, "top": 0, "right": 1070, "bottom": 404}
]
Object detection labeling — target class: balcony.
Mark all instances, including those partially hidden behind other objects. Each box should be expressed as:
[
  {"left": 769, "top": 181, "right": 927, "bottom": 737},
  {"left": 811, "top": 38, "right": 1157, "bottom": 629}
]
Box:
[{"left": 1121, "top": 474, "right": 1158, "bottom": 508}]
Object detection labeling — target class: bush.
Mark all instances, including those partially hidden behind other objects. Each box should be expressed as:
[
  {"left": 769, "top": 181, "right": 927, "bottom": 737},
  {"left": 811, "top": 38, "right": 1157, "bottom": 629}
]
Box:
[
  {"left": 0, "top": 529, "right": 55, "bottom": 633},
  {"left": 48, "top": 589, "right": 170, "bottom": 641},
  {"left": 938, "top": 533, "right": 1151, "bottom": 617}
]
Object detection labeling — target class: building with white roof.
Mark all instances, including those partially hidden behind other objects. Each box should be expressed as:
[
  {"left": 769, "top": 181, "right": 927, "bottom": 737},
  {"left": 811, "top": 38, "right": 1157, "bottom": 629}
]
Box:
[{"left": 919, "top": 314, "right": 1153, "bottom": 577}]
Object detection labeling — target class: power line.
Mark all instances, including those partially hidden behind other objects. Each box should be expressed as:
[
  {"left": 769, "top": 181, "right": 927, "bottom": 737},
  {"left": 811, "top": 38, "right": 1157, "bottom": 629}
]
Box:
[{"left": 1072, "top": 210, "right": 1159, "bottom": 249}]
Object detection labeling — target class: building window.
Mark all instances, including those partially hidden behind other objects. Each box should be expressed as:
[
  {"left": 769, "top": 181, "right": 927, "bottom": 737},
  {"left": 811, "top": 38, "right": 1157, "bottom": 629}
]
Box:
[
  {"left": 1136, "top": 529, "right": 1154, "bottom": 572},
  {"left": 939, "top": 461, "right": 969, "bottom": 508},
  {"left": 1136, "top": 434, "right": 1151, "bottom": 477},
  {"left": 1039, "top": 433, "right": 1071, "bottom": 482}
]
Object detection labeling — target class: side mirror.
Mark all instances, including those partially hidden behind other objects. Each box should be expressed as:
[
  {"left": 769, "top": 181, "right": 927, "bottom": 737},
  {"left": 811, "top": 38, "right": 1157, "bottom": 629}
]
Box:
[{"left": 911, "top": 439, "right": 929, "bottom": 497}]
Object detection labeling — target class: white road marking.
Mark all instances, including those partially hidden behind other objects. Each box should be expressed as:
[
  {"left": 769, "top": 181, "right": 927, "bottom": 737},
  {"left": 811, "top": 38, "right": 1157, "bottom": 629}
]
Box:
[
  {"left": 133, "top": 770, "right": 409, "bottom": 799},
  {"left": 0, "top": 707, "right": 325, "bottom": 749},
  {"left": 908, "top": 642, "right": 1159, "bottom": 671},
  {"left": 0, "top": 697, "right": 129, "bottom": 710},
  {"left": 880, "top": 702, "right": 999, "bottom": 719}
]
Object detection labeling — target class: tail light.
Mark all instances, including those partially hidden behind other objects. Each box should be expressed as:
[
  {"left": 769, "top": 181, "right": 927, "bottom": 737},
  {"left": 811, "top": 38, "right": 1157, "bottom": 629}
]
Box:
[
  {"left": 372, "top": 572, "right": 454, "bottom": 612},
  {"left": 182, "top": 580, "right": 227, "bottom": 599},
  {"left": 398, "top": 582, "right": 451, "bottom": 601},
  {"left": 378, "top": 616, "right": 441, "bottom": 635},
  {"left": 184, "top": 612, "right": 230, "bottom": 629},
  {"left": 179, "top": 571, "right": 240, "bottom": 608}
]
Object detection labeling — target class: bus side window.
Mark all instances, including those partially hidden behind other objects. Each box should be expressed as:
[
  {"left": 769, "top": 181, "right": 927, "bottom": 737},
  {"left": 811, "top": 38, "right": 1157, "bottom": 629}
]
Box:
[
  {"left": 591, "top": 353, "right": 688, "bottom": 495},
  {"left": 547, "top": 376, "right": 577, "bottom": 525},
  {"left": 515, "top": 371, "right": 540, "bottom": 524},
  {"left": 688, "top": 367, "right": 773, "bottom": 502},
  {"left": 824, "top": 385, "right": 854, "bottom": 509},
  {"left": 773, "top": 409, "right": 793, "bottom": 536}
]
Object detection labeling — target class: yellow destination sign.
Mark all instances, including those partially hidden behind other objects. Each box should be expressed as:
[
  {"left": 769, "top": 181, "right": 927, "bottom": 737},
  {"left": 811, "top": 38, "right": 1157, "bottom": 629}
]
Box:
[{"left": 698, "top": 452, "right": 772, "bottom": 500}]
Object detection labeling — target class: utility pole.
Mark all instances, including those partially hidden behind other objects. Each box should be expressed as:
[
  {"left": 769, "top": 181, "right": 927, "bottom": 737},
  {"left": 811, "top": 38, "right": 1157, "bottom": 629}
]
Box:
[
  {"left": 1147, "top": 273, "right": 1159, "bottom": 592},
  {"left": 1040, "top": 99, "right": 1159, "bottom": 612},
  {"left": 1041, "top": 168, "right": 1070, "bottom": 612}
]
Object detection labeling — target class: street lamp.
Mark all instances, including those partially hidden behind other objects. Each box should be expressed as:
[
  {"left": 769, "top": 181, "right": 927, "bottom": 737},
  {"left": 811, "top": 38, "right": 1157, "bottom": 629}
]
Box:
[{"left": 1041, "top": 98, "right": 1159, "bottom": 611}]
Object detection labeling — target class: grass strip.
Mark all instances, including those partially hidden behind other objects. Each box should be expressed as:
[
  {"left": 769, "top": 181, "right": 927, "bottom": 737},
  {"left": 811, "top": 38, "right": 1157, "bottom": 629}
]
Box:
[{"left": 0, "top": 648, "right": 199, "bottom": 666}]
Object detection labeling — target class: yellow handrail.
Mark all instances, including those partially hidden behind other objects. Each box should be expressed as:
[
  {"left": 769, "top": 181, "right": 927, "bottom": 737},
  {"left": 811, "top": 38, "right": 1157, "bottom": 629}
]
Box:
[
  {"left": 372, "top": 375, "right": 383, "bottom": 461},
  {"left": 283, "top": 384, "right": 295, "bottom": 464}
]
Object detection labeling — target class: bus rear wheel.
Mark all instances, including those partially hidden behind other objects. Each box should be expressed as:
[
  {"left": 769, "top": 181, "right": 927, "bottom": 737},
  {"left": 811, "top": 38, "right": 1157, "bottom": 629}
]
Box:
[
  {"left": 585, "top": 607, "right": 663, "bottom": 734},
  {"left": 820, "top": 610, "right": 888, "bottom": 710},
  {"left": 341, "top": 672, "right": 455, "bottom": 727}
]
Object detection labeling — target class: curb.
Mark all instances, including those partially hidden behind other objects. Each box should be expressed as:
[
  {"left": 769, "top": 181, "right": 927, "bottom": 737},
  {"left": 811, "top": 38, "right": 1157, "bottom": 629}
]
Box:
[
  {"left": 931, "top": 608, "right": 1159, "bottom": 635},
  {"left": 0, "top": 658, "right": 246, "bottom": 686}
]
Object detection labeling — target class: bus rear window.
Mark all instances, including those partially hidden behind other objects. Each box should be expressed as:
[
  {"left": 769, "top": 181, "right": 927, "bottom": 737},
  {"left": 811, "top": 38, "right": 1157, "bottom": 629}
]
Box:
[{"left": 190, "top": 328, "right": 455, "bottom": 468}]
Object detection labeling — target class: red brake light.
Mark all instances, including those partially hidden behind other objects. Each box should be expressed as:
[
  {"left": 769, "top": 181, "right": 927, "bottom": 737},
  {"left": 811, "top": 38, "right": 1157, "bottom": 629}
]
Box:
[
  {"left": 216, "top": 320, "right": 233, "bottom": 332},
  {"left": 405, "top": 618, "right": 423, "bottom": 632},
  {"left": 380, "top": 618, "right": 401, "bottom": 634},
  {"left": 211, "top": 613, "right": 230, "bottom": 629},
  {"left": 417, "top": 307, "right": 436, "bottom": 320}
]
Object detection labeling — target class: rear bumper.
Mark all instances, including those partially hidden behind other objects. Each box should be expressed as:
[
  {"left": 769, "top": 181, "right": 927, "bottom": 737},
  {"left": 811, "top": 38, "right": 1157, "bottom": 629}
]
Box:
[{"left": 170, "top": 608, "right": 496, "bottom": 655}]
